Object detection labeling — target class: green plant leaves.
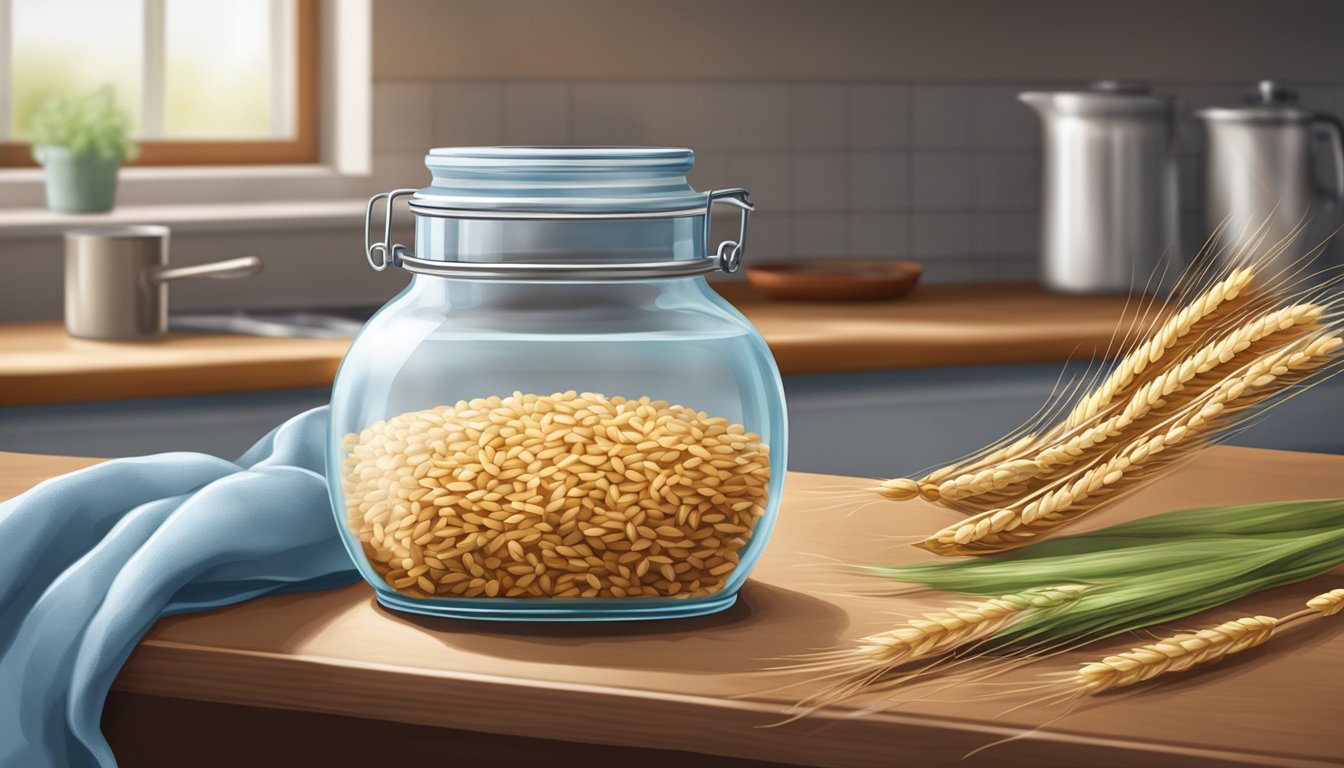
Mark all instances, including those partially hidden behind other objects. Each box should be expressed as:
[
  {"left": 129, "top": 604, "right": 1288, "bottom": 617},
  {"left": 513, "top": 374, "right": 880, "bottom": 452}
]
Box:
[
  {"left": 872, "top": 498, "right": 1344, "bottom": 646},
  {"left": 28, "top": 85, "right": 139, "bottom": 162}
]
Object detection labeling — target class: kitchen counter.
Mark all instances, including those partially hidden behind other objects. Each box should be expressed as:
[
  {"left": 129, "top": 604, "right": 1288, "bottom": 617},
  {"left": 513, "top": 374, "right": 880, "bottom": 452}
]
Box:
[
  {"left": 0, "top": 283, "right": 1152, "bottom": 406},
  {"left": 4, "top": 446, "right": 1342, "bottom": 767}
]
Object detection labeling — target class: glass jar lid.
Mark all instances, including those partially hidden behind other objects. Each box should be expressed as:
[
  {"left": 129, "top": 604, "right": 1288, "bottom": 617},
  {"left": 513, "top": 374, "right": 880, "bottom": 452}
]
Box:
[
  {"left": 413, "top": 147, "right": 708, "bottom": 217},
  {"left": 364, "top": 147, "right": 755, "bottom": 280}
]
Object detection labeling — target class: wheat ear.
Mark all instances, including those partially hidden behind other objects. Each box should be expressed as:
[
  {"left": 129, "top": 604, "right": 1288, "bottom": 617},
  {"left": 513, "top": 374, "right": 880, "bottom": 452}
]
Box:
[
  {"left": 1078, "top": 587, "right": 1344, "bottom": 694},
  {"left": 876, "top": 269, "right": 1257, "bottom": 504},
  {"left": 929, "top": 302, "right": 1321, "bottom": 505},
  {"left": 1063, "top": 267, "right": 1257, "bottom": 430},
  {"left": 1033, "top": 304, "right": 1321, "bottom": 466},
  {"left": 875, "top": 434, "right": 1040, "bottom": 502},
  {"left": 787, "top": 585, "right": 1088, "bottom": 711},
  {"left": 1076, "top": 616, "right": 1278, "bottom": 693},
  {"left": 1305, "top": 588, "right": 1344, "bottom": 617},
  {"left": 921, "top": 334, "right": 1344, "bottom": 555}
]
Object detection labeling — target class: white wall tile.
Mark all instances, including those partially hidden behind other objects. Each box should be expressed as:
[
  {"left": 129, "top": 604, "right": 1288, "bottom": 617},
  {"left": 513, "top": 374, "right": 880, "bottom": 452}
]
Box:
[
  {"left": 849, "top": 84, "right": 909, "bottom": 148},
  {"left": 973, "top": 212, "right": 1038, "bottom": 257},
  {"left": 373, "top": 81, "right": 434, "bottom": 152},
  {"left": 848, "top": 151, "right": 909, "bottom": 210},
  {"left": 727, "top": 152, "right": 792, "bottom": 210},
  {"left": 848, "top": 212, "right": 910, "bottom": 257},
  {"left": 972, "top": 85, "right": 1039, "bottom": 149},
  {"left": 972, "top": 151, "right": 1039, "bottom": 210},
  {"left": 571, "top": 83, "right": 684, "bottom": 146},
  {"left": 791, "top": 84, "right": 848, "bottom": 148},
  {"left": 675, "top": 84, "right": 789, "bottom": 150},
  {"left": 911, "top": 151, "right": 972, "bottom": 210},
  {"left": 790, "top": 152, "right": 848, "bottom": 211},
  {"left": 503, "top": 83, "right": 572, "bottom": 145},
  {"left": 912, "top": 212, "right": 973, "bottom": 258},
  {"left": 912, "top": 85, "right": 971, "bottom": 148},
  {"left": 791, "top": 213, "right": 848, "bottom": 257},
  {"left": 433, "top": 82, "right": 504, "bottom": 146}
]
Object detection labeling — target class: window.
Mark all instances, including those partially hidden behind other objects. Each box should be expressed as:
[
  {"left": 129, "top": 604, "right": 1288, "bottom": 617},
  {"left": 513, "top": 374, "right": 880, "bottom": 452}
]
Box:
[{"left": 0, "top": 0, "right": 318, "bottom": 166}]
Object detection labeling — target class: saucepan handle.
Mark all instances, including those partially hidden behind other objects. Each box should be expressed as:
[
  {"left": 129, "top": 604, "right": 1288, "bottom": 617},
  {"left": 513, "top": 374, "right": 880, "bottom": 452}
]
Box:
[
  {"left": 150, "top": 256, "right": 263, "bottom": 284},
  {"left": 1310, "top": 113, "right": 1344, "bottom": 203}
]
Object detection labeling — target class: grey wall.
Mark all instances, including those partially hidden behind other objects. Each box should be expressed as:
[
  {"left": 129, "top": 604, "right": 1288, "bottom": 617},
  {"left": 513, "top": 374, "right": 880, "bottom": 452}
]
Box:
[
  {"left": 4, "top": 1, "right": 1342, "bottom": 321},
  {"left": 368, "top": 0, "right": 1344, "bottom": 284}
]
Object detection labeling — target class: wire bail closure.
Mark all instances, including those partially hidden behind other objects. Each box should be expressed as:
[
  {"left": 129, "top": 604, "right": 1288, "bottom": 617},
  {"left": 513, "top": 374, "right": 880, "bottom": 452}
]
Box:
[
  {"left": 364, "top": 188, "right": 416, "bottom": 271},
  {"left": 705, "top": 188, "right": 754, "bottom": 274},
  {"left": 362, "top": 186, "right": 756, "bottom": 280}
]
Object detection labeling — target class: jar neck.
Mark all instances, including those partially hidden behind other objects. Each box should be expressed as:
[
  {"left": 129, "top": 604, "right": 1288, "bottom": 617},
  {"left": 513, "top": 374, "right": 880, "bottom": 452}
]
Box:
[
  {"left": 413, "top": 215, "right": 707, "bottom": 264},
  {"left": 403, "top": 274, "right": 713, "bottom": 311}
]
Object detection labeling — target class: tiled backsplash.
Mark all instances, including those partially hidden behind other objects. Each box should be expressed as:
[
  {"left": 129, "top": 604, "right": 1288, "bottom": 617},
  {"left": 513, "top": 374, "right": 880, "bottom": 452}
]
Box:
[{"left": 373, "top": 79, "right": 1344, "bottom": 284}]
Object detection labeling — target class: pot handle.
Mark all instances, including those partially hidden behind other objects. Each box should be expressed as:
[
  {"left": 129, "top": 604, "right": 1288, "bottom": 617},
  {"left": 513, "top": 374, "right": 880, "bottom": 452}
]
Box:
[
  {"left": 150, "top": 256, "right": 263, "bottom": 284},
  {"left": 1311, "top": 113, "right": 1344, "bottom": 203}
]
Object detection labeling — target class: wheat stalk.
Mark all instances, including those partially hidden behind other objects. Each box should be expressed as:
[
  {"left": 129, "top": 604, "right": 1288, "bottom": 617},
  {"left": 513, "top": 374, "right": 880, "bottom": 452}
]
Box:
[
  {"left": 1076, "top": 616, "right": 1278, "bottom": 693},
  {"left": 1077, "top": 586, "right": 1344, "bottom": 694},
  {"left": 921, "top": 333, "right": 1344, "bottom": 555},
  {"left": 1035, "top": 304, "right": 1321, "bottom": 464},
  {"left": 786, "top": 585, "right": 1088, "bottom": 712},
  {"left": 1062, "top": 267, "right": 1257, "bottom": 430},
  {"left": 927, "top": 300, "right": 1319, "bottom": 509},
  {"left": 876, "top": 269, "right": 1261, "bottom": 506},
  {"left": 876, "top": 434, "right": 1040, "bottom": 502}
]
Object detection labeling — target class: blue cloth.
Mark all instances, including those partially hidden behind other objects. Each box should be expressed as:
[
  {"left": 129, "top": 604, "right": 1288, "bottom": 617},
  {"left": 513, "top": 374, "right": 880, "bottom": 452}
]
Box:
[{"left": 0, "top": 406, "right": 358, "bottom": 768}]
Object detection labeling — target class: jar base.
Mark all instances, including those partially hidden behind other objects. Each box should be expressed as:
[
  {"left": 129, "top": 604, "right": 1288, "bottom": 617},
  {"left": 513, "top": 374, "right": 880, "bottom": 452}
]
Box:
[{"left": 373, "top": 590, "right": 739, "bottom": 622}]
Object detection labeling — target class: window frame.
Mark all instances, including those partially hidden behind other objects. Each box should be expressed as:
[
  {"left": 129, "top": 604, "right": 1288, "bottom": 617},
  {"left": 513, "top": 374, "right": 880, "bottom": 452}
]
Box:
[{"left": 0, "top": 0, "right": 320, "bottom": 168}]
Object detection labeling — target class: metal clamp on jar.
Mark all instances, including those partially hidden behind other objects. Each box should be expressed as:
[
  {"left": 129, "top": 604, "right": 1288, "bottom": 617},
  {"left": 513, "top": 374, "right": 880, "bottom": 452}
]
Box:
[{"left": 331, "top": 147, "right": 786, "bottom": 621}]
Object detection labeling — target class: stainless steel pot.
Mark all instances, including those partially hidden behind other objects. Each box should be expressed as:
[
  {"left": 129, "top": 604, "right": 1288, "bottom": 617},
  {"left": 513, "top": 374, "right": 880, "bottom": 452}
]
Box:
[
  {"left": 1021, "top": 82, "right": 1180, "bottom": 294},
  {"left": 1197, "top": 81, "right": 1344, "bottom": 279},
  {"left": 64, "top": 225, "right": 262, "bottom": 340}
]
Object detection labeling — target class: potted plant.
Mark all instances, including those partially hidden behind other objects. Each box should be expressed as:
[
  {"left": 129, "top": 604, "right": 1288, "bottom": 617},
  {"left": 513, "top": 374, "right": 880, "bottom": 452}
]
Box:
[{"left": 29, "top": 86, "right": 139, "bottom": 214}]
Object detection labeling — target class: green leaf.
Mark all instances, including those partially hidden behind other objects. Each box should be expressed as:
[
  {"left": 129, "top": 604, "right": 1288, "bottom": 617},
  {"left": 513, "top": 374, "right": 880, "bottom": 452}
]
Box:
[
  {"left": 28, "top": 85, "right": 138, "bottom": 162},
  {"left": 872, "top": 498, "right": 1344, "bottom": 645}
]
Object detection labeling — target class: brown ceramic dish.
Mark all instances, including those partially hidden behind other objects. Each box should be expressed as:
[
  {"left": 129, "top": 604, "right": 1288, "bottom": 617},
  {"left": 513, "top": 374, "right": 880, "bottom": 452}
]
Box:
[{"left": 744, "top": 259, "right": 923, "bottom": 301}]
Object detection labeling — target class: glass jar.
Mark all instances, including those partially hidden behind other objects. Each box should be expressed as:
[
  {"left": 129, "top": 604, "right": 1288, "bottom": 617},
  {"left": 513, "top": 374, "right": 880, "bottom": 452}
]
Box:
[{"left": 329, "top": 147, "right": 787, "bottom": 621}]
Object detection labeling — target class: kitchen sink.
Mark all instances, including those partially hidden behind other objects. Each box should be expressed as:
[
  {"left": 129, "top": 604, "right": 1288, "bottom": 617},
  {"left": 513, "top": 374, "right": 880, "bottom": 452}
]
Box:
[{"left": 169, "top": 307, "right": 380, "bottom": 338}]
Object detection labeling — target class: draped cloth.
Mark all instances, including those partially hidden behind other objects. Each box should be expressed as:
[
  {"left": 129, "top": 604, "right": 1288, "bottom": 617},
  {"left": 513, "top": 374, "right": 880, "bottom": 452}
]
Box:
[{"left": 0, "top": 406, "right": 357, "bottom": 767}]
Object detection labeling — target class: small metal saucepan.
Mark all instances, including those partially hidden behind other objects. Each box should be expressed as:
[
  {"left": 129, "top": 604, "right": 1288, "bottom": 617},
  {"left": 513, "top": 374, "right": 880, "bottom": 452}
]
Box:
[{"left": 64, "top": 225, "right": 262, "bottom": 341}]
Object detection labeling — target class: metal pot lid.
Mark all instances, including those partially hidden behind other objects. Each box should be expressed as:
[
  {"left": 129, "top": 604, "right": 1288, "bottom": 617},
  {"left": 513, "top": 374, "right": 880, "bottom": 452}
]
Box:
[
  {"left": 1019, "top": 81, "right": 1176, "bottom": 116},
  {"left": 410, "top": 146, "right": 710, "bottom": 216},
  {"left": 1196, "top": 81, "right": 1317, "bottom": 124}
]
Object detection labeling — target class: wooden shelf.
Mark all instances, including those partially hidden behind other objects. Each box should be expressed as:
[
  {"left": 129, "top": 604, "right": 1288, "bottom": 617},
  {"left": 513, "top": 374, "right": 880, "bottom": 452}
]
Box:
[{"left": 0, "top": 283, "right": 1152, "bottom": 406}]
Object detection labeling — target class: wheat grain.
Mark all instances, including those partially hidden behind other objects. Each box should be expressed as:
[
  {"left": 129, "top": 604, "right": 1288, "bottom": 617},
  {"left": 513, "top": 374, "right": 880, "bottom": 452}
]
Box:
[
  {"left": 921, "top": 333, "right": 1343, "bottom": 555},
  {"left": 1076, "top": 615, "right": 1278, "bottom": 693},
  {"left": 341, "top": 391, "right": 770, "bottom": 600}
]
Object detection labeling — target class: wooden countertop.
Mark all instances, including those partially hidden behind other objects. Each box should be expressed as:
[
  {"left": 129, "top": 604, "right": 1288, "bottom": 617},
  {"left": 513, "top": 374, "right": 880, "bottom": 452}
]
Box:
[
  {"left": 4, "top": 446, "right": 1342, "bottom": 767},
  {"left": 0, "top": 283, "right": 1148, "bottom": 406}
]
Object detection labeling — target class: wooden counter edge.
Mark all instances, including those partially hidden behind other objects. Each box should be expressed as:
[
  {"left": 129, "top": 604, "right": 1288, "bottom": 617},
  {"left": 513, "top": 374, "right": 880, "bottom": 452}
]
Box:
[{"left": 112, "top": 640, "right": 1329, "bottom": 768}]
